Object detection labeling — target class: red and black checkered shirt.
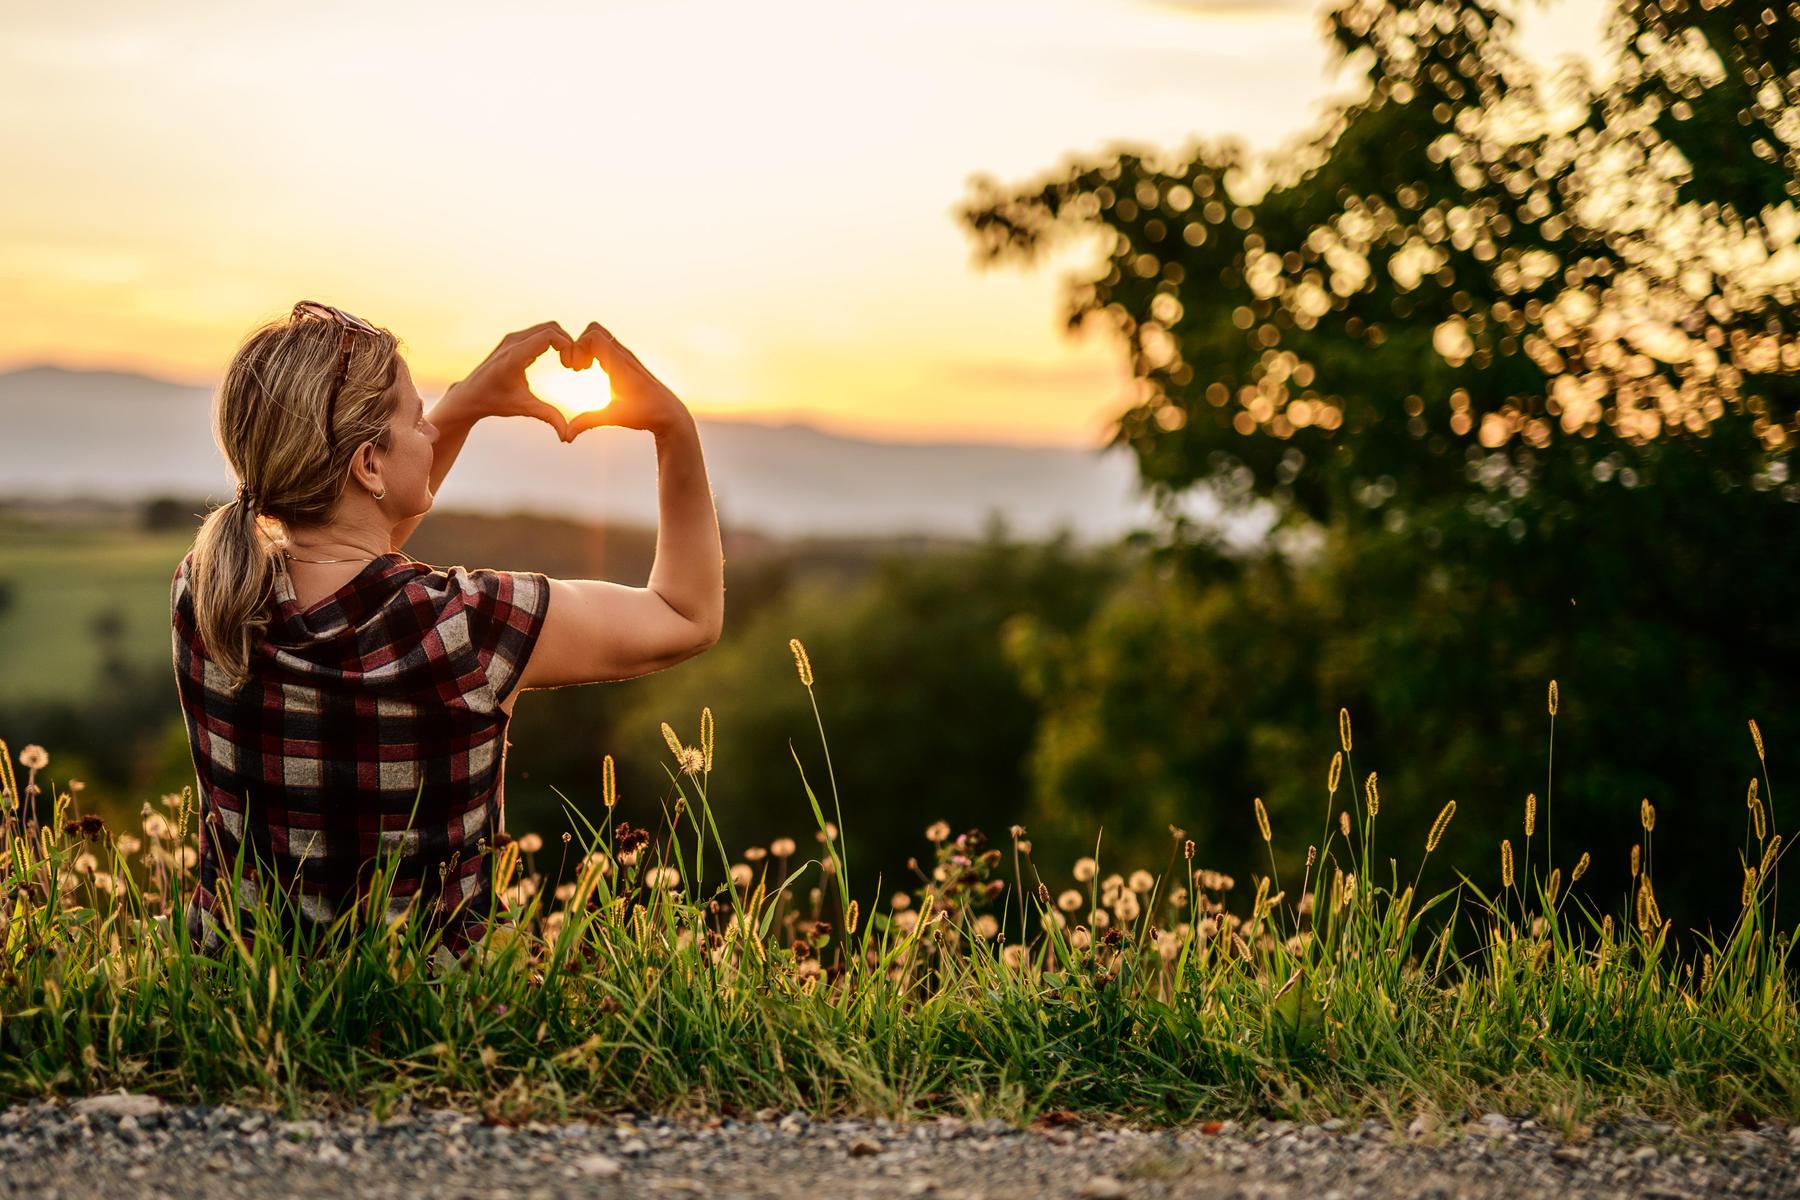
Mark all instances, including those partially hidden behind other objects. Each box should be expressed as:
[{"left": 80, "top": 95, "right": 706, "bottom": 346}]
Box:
[{"left": 170, "top": 549, "right": 550, "bottom": 959}]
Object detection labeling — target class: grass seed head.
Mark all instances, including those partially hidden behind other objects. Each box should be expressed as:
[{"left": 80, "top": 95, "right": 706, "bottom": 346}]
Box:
[
  {"left": 1760, "top": 834, "right": 1782, "bottom": 879},
  {"left": 700, "top": 707, "right": 714, "bottom": 773},
  {"left": 1524, "top": 792, "right": 1536, "bottom": 838},
  {"left": 1572, "top": 851, "right": 1590, "bottom": 882},
  {"left": 1328, "top": 752, "right": 1342, "bottom": 794},
  {"left": 1640, "top": 798, "right": 1655, "bottom": 833},
  {"left": 1426, "top": 801, "right": 1456, "bottom": 853},
  {"left": 660, "top": 722, "right": 684, "bottom": 760},
  {"left": 1631, "top": 843, "right": 1641, "bottom": 878},
  {"left": 1501, "top": 839, "right": 1514, "bottom": 888},
  {"left": 1305, "top": 844, "right": 1316, "bottom": 869},
  {"left": 1752, "top": 795, "right": 1767, "bottom": 841},
  {"left": 1743, "top": 866, "right": 1759, "bottom": 908},
  {"left": 1548, "top": 679, "right": 1558, "bottom": 716},
  {"left": 1338, "top": 708, "right": 1352, "bottom": 753},
  {"left": 1254, "top": 797, "right": 1272, "bottom": 843},
  {"left": 1365, "top": 772, "right": 1380, "bottom": 818},
  {"left": 1750, "top": 718, "right": 1764, "bottom": 761},
  {"left": 1338, "top": 811, "right": 1351, "bottom": 839},
  {"left": 846, "top": 900, "right": 859, "bottom": 934},
  {"left": 1183, "top": 839, "right": 1195, "bottom": 861},
  {"left": 603, "top": 754, "right": 617, "bottom": 809},
  {"left": 789, "top": 638, "right": 814, "bottom": 687}
]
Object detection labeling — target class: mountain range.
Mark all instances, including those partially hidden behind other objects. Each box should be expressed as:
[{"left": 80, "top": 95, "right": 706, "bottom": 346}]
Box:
[{"left": 0, "top": 364, "right": 1225, "bottom": 542}]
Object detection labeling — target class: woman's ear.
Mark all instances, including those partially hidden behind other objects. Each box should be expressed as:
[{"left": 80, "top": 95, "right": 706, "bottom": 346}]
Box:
[{"left": 348, "top": 439, "right": 385, "bottom": 498}]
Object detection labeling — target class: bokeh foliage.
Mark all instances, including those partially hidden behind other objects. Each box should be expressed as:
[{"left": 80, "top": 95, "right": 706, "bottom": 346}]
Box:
[{"left": 958, "top": 0, "right": 1800, "bottom": 928}]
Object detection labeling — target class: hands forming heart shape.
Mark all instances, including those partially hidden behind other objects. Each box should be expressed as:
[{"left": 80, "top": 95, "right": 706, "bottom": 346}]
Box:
[{"left": 449, "top": 319, "right": 690, "bottom": 442}]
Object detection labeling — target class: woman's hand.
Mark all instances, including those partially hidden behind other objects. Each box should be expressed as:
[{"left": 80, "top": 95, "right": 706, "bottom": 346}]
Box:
[
  {"left": 566, "top": 321, "right": 694, "bottom": 438},
  {"left": 438, "top": 321, "right": 579, "bottom": 439}
]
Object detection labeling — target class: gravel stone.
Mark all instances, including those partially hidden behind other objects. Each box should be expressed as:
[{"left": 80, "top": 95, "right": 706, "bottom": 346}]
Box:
[{"left": 0, "top": 1101, "right": 1797, "bottom": 1199}]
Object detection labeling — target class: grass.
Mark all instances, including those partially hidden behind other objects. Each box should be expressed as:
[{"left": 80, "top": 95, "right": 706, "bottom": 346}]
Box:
[
  {"left": 0, "top": 647, "right": 1794, "bottom": 1135},
  {"left": 0, "top": 523, "right": 194, "bottom": 702}
]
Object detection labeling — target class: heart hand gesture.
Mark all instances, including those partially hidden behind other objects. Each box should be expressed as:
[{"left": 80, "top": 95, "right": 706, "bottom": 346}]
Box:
[
  {"left": 565, "top": 321, "right": 693, "bottom": 438},
  {"left": 444, "top": 321, "right": 580, "bottom": 440}
]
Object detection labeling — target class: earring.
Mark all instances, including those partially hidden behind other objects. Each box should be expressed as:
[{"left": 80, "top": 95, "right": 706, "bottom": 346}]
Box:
[{"left": 373, "top": 488, "right": 387, "bottom": 502}]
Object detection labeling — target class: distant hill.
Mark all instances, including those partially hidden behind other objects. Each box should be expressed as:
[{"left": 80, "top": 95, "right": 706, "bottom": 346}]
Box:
[{"left": 0, "top": 364, "right": 1230, "bottom": 542}]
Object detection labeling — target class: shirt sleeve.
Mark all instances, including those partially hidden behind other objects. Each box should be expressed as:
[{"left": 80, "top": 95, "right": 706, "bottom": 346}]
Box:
[{"left": 449, "top": 566, "right": 552, "bottom": 710}]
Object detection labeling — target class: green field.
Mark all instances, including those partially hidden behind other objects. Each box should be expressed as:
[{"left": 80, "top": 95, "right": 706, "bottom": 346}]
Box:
[{"left": 0, "top": 522, "right": 194, "bottom": 703}]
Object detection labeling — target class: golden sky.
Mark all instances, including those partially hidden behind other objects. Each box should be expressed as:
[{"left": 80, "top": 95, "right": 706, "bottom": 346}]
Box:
[{"left": 0, "top": 0, "right": 1608, "bottom": 447}]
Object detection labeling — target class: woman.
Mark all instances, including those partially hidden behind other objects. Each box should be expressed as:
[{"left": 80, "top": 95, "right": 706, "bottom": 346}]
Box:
[{"left": 171, "top": 300, "right": 724, "bottom": 960}]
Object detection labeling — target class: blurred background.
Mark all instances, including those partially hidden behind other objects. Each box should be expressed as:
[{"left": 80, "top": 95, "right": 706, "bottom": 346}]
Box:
[{"left": 2, "top": 0, "right": 1796, "bottom": 934}]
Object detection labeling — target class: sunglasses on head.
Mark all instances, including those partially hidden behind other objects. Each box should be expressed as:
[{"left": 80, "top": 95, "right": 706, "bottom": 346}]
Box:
[{"left": 291, "top": 300, "right": 381, "bottom": 457}]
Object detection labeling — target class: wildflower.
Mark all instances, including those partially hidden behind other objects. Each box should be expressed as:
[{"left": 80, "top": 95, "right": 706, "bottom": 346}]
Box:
[
  {"left": 1750, "top": 718, "right": 1764, "bottom": 761},
  {"left": 1128, "top": 869, "right": 1155, "bottom": 894},
  {"left": 1640, "top": 799, "right": 1655, "bottom": 833},
  {"left": 770, "top": 837, "right": 796, "bottom": 858},
  {"left": 1328, "top": 751, "right": 1342, "bottom": 794},
  {"left": 1253, "top": 796, "right": 1272, "bottom": 843},
  {"left": 925, "top": 820, "right": 951, "bottom": 844},
  {"left": 1500, "top": 840, "right": 1514, "bottom": 888},
  {"left": 678, "top": 747, "right": 706, "bottom": 775},
  {"left": 1101, "top": 925, "right": 1124, "bottom": 948},
  {"left": 19, "top": 745, "right": 47, "bottom": 771},
  {"left": 1073, "top": 857, "right": 1097, "bottom": 883},
  {"left": 1338, "top": 708, "right": 1352, "bottom": 753},
  {"left": 602, "top": 754, "right": 617, "bottom": 808},
  {"left": 1426, "top": 801, "right": 1456, "bottom": 853},
  {"left": 517, "top": 833, "right": 544, "bottom": 854},
  {"left": 1154, "top": 930, "right": 1182, "bottom": 961},
  {"left": 1365, "top": 772, "right": 1379, "bottom": 818},
  {"left": 1113, "top": 891, "right": 1141, "bottom": 923},
  {"left": 1571, "top": 851, "right": 1590, "bottom": 883},
  {"left": 62, "top": 814, "right": 106, "bottom": 840},
  {"left": 789, "top": 638, "right": 813, "bottom": 686},
  {"left": 1548, "top": 679, "right": 1558, "bottom": 716},
  {"left": 700, "top": 707, "right": 714, "bottom": 773},
  {"left": 1524, "top": 793, "right": 1536, "bottom": 838},
  {"left": 1338, "top": 811, "right": 1351, "bottom": 838}
]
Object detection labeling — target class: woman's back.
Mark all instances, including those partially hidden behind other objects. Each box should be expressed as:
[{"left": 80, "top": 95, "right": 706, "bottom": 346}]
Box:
[{"left": 171, "top": 549, "right": 549, "bottom": 958}]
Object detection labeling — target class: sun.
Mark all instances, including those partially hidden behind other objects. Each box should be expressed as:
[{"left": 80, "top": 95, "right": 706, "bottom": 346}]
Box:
[{"left": 525, "top": 355, "right": 614, "bottom": 421}]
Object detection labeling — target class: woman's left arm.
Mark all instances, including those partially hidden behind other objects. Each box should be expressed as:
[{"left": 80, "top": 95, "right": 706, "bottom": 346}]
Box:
[{"left": 391, "top": 322, "right": 579, "bottom": 551}]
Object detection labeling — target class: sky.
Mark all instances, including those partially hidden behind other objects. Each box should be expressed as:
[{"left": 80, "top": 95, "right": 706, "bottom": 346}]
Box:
[{"left": 0, "top": 0, "right": 1611, "bottom": 448}]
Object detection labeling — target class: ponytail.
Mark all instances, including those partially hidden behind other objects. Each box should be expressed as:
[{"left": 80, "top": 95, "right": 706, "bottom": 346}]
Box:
[
  {"left": 187, "top": 305, "right": 401, "bottom": 686},
  {"left": 189, "top": 493, "right": 280, "bottom": 688}
]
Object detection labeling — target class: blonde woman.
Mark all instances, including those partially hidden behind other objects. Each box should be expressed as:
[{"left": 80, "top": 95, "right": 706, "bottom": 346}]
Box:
[{"left": 171, "top": 300, "right": 724, "bottom": 960}]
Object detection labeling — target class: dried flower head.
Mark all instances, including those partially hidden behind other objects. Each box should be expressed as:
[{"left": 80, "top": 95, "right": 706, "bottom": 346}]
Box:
[
  {"left": 1328, "top": 751, "right": 1342, "bottom": 794},
  {"left": 1425, "top": 802, "right": 1454, "bottom": 859},
  {"left": 1547, "top": 679, "right": 1558, "bottom": 716},
  {"left": 789, "top": 638, "right": 813, "bottom": 687},
  {"left": 1500, "top": 839, "right": 1514, "bottom": 889},
  {"left": 1524, "top": 792, "right": 1536, "bottom": 838},
  {"left": 678, "top": 747, "right": 706, "bottom": 776},
  {"left": 1253, "top": 796, "right": 1272, "bottom": 843},
  {"left": 1571, "top": 851, "right": 1590, "bottom": 883},
  {"left": 1338, "top": 708, "right": 1352, "bottom": 753},
  {"left": 925, "top": 820, "right": 951, "bottom": 844}
]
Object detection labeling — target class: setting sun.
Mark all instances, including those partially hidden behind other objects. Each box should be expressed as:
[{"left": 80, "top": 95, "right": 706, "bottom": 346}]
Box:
[{"left": 525, "top": 354, "right": 613, "bottom": 422}]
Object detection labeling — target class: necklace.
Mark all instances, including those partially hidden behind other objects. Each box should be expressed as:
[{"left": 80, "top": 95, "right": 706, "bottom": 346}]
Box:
[{"left": 282, "top": 547, "right": 381, "bottom": 565}]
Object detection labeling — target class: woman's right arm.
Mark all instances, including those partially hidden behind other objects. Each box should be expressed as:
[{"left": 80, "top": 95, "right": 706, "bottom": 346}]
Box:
[{"left": 515, "top": 323, "right": 726, "bottom": 689}]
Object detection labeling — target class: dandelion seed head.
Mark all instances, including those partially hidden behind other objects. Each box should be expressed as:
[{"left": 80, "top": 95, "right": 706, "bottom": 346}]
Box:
[
  {"left": 1073, "top": 856, "right": 1097, "bottom": 883},
  {"left": 890, "top": 891, "right": 912, "bottom": 911},
  {"left": 770, "top": 838, "right": 796, "bottom": 858},
  {"left": 19, "top": 745, "right": 47, "bottom": 771},
  {"left": 1128, "top": 869, "right": 1155, "bottom": 894},
  {"left": 1113, "top": 892, "right": 1141, "bottom": 923},
  {"left": 678, "top": 747, "right": 706, "bottom": 775},
  {"left": 517, "top": 833, "right": 543, "bottom": 854}
]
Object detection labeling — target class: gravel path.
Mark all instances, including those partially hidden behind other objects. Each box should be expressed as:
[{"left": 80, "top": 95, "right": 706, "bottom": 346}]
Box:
[{"left": 3, "top": 1095, "right": 1799, "bottom": 1200}]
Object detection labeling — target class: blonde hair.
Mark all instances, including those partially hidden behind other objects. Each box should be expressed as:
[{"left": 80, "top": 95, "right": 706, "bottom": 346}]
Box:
[{"left": 188, "top": 305, "right": 402, "bottom": 686}]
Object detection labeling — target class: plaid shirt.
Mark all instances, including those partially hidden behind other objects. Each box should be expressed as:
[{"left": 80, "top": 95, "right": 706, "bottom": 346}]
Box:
[{"left": 171, "top": 549, "right": 550, "bottom": 960}]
